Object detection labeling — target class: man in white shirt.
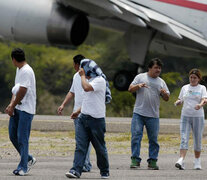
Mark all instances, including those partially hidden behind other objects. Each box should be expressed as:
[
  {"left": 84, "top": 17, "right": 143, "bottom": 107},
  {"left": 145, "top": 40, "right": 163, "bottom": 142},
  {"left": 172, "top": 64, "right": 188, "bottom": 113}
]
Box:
[
  {"left": 5, "top": 48, "right": 36, "bottom": 176},
  {"left": 57, "top": 54, "right": 92, "bottom": 172},
  {"left": 65, "top": 60, "right": 110, "bottom": 179}
]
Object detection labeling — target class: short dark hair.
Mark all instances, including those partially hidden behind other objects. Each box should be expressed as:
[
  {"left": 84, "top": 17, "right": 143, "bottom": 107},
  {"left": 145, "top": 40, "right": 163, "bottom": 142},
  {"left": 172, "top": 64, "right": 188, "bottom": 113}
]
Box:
[
  {"left": 11, "top": 48, "right": 25, "bottom": 62},
  {"left": 73, "top": 54, "right": 85, "bottom": 65},
  {"left": 148, "top": 58, "right": 163, "bottom": 69}
]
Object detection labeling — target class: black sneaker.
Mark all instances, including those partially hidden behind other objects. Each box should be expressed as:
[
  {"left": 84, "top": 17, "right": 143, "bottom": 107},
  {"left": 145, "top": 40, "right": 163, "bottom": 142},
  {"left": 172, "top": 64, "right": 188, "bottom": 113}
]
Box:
[
  {"left": 101, "top": 172, "right": 110, "bottom": 179},
  {"left": 13, "top": 169, "right": 19, "bottom": 175},
  {"left": 65, "top": 170, "right": 80, "bottom": 178}
]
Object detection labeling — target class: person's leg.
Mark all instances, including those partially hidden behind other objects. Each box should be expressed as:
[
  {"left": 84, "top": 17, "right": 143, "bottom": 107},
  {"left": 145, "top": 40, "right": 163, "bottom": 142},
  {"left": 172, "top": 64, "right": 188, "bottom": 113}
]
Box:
[
  {"left": 74, "top": 117, "right": 92, "bottom": 172},
  {"left": 145, "top": 117, "right": 159, "bottom": 161},
  {"left": 82, "top": 143, "right": 92, "bottom": 172},
  {"left": 88, "top": 116, "right": 109, "bottom": 177},
  {"left": 179, "top": 116, "right": 191, "bottom": 159},
  {"left": 69, "top": 115, "right": 90, "bottom": 177},
  {"left": 192, "top": 117, "right": 204, "bottom": 169},
  {"left": 179, "top": 149, "right": 188, "bottom": 159},
  {"left": 194, "top": 151, "right": 201, "bottom": 159},
  {"left": 175, "top": 116, "right": 191, "bottom": 170},
  {"left": 145, "top": 117, "right": 159, "bottom": 170},
  {"left": 9, "top": 109, "right": 20, "bottom": 156},
  {"left": 131, "top": 113, "right": 144, "bottom": 166},
  {"left": 17, "top": 110, "right": 33, "bottom": 173}
]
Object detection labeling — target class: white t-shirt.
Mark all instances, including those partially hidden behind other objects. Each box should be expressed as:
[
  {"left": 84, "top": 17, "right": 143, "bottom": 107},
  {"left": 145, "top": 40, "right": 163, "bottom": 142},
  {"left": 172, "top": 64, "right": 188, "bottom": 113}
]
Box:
[
  {"left": 179, "top": 84, "right": 207, "bottom": 117},
  {"left": 12, "top": 83, "right": 20, "bottom": 95},
  {"left": 81, "top": 76, "right": 106, "bottom": 118},
  {"left": 14, "top": 64, "right": 36, "bottom": 114},
  {"left": 69, "top": 72, "right": 84, "bottom": 112},
  {"left": 132, "top": 72, "right": 170, "bottom": 118}
]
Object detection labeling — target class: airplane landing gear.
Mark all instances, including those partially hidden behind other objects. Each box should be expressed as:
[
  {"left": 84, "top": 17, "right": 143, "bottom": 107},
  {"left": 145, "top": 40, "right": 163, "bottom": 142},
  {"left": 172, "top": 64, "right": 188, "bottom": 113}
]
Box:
[{"left": 113, "top": 70, "right": 135, "bottom": 91}]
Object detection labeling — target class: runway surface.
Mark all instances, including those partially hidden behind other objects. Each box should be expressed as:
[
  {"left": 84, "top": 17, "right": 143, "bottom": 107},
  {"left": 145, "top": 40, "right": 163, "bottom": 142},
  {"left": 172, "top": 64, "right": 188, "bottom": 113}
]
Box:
[{"left": 1, "top": 154, "right": 207, "bottom": 180}]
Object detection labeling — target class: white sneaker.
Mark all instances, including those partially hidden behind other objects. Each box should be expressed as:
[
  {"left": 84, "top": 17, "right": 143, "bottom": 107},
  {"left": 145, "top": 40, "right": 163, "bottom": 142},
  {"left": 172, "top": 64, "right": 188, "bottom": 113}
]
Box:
[
  {"left": 27, "top": 157, "right": 36, "bottom": 173},
  {"left": 13, "top": 169, "right": 27, "bottom": 176},
  {"left": 18, "top": 170, "right": 26, "bottom": 176},
  {"left": 194, "top": 158, "right": 201, "bottom": 170},
  {"left": 65, "top": 170, "right": 80, "bottom": 178},
  {"left": 175, "top": 157, "right": 185, "bottom": 170}
]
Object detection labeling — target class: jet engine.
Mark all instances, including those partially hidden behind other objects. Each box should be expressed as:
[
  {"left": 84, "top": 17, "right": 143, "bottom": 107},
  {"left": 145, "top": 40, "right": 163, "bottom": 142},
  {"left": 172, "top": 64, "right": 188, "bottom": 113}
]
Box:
[{"left": 0, "top": 0, "right": 89, "bottom": 46}]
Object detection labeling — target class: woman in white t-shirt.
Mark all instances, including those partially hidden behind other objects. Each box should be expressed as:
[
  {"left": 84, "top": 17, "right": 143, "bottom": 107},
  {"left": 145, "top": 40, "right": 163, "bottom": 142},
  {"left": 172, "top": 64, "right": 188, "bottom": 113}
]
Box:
[{"left": 174, "top": 69, "right": 207, "bottom": 170}]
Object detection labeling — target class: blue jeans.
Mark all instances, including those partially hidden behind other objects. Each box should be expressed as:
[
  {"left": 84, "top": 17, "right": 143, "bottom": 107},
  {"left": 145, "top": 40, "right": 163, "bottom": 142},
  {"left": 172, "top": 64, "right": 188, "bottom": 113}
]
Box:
[
  {"left": 71, "top": 113, "right": 109, "bottom": 176},
  {"left": 74, "top": 118, "right": 92, "bottom": 171},
  {"left": 9, "top": 109, "right": 34, "bottom": 172},
  {"left": 131, "top": 113, "right": 160, "bottom": 162}
]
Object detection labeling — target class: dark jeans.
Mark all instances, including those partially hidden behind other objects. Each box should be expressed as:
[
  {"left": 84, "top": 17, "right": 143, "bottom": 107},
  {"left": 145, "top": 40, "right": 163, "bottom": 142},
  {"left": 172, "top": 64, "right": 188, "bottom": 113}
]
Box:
[
  {"left": 74, "top": 118, "right": 92, "bottom": 171},
  {"left": 9, "top": 109, "right": 34, "bottom": 172},
  {"left": 131, "top": 113, "right": 160, "bottom": 162},
  {"left": 71, "top": 113, "right": 109, "bottom": 176}
]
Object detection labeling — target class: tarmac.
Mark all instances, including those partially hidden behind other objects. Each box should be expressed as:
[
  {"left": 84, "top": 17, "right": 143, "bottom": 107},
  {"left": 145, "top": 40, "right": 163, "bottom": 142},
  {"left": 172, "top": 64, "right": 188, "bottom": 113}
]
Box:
[
  {"left": 1, "top": 114, "right": 207, "bottom": 179},
  {"left": 1, "top": 154, "right": 207, "bottom": 180}
]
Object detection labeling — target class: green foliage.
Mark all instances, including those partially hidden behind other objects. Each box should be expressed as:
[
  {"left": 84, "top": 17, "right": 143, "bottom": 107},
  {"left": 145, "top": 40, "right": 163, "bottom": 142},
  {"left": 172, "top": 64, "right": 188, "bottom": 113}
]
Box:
[
  {"left": 106, "top": 82, "right": 135, "bottom": 117},
  {"left": 161, "top": 72, "right": 182, "bottom": 86},
  {"left": 160, "top": 88, "right": 182, "bottom": 118}
]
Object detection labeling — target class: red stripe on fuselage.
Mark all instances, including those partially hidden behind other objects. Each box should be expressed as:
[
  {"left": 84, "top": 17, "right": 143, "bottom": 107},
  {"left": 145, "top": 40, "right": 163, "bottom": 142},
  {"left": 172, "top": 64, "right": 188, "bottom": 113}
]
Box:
[{"left": 155, "top": 0, "right": 207, "bottom": 12}]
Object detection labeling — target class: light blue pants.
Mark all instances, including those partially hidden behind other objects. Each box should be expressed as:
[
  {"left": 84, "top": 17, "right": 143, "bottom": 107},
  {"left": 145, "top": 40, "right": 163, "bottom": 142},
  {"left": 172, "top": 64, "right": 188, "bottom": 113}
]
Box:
[{"left": 180, "top": 116, "right": 205, "bottom": 151}]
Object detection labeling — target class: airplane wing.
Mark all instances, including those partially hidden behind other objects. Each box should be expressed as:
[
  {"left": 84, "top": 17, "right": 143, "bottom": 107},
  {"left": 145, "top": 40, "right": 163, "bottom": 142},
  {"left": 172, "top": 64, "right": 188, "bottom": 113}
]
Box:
[
  {"left": 1, "top": 0, "right": 207, "bottom": 91},
  {"left": 56, "top": 0, "right": 207, "bottom": 91},
  {"left": 59, "top": 0, "right": 207, "bottom": 48}
]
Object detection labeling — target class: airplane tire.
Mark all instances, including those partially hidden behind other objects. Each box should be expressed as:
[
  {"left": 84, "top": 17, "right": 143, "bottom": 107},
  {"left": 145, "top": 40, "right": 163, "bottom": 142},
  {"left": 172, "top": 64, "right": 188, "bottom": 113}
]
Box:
[{"left": 113, "top": 70, "right": 134, "bottom": 91}]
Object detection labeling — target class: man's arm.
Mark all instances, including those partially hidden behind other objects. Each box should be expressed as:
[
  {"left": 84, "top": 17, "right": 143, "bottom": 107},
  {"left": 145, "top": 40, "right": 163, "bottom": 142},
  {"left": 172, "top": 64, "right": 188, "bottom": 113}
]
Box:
[
  {"left": 160, "top": 88, "right": 170, "bottom": 101},
  {"left": 57, "top": 92, "right": 74, "bottom": 115},
  {"left": 5, "top": 87, "right": 27, "bottom": 116},
  {"left": 79, "top": 68, "right": 94, "bottom": 92},
  {"left": 128, "top": 83, "right": 148, "bottom": 93}
]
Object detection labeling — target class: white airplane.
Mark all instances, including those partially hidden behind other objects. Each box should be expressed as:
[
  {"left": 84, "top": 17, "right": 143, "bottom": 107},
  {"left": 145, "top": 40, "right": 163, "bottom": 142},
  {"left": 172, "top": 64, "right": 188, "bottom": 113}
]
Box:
[{"left": 0, "top": 0, "right": 207, "bottom": 90}]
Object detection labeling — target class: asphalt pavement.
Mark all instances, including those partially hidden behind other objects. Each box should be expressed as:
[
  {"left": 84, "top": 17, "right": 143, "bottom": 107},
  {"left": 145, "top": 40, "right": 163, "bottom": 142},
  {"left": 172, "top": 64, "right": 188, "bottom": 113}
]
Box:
[
  {"left": 1, "top": 114, "right": 207, "bottom": 179},
  {"left": 1, "top": 154, "right": 207, "bottom": 180}
]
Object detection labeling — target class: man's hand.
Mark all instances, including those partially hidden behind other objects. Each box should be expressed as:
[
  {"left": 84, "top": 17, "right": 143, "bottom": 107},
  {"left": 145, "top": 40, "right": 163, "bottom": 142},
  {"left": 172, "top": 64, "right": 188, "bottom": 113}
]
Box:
[
  {"left": 70, "top": 112, "right": 78, "bottom": 119},
  {"left": 5, "top": 103, "right": 14, "bottom": 116},
  {"left": 79, "top": 68, "right": 85, "bottom": 77},
  {"left": 70, "top": 108, "right": 81, "bottom": 119},
  {"left": 57, "top": 105, "right": 64, "bottom": 115},
  {"left": 138, "top": 83, "right": 148, "bottom": 88},
  {"left": 128, "top": 83, "right": 148, "bottom": 92},
  {"left": 160, "top": 88, "right": 169, "bottom": 101}
]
